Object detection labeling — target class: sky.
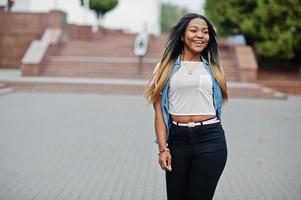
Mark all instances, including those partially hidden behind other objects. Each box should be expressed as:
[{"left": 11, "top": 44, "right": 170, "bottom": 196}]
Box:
[
  {"left": 0, "top": 0, "right": 206, "bottom": 35},
  {"left": 161, "top": 0, "right": 205, "bottom": 13},
  {"left": 0, "top": 0, "right": 206, "bottom": 14}
]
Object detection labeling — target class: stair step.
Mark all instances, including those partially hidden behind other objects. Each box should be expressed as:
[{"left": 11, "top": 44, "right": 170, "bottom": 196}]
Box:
[
  {"left": 41, "top": 70, "right": 239, "bottom": 81},
  {"left": 40, "top": 72, "right": 152, "bottom": 79},
  {"left": 3, "top": 78, "right": 286, "bottom": 99},
  {"left": 55, "top": 36, "right": 137, "bottom": 57},
  {"left": 46, "top": 56, "right": 158, "bottom": 64},
  {"left": 257, "top": 80, "right": 301, "bottom": 95},
  {"left": 42, "top": 66, "right": 154, "bottom": 72},
  {"left": 43, "top": 62, "right": 155, "bottom": 69}
]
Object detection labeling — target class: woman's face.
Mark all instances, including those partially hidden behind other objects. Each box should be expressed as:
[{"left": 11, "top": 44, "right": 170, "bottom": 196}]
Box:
[{"left": 182, "top": 18, "right": 209, "bottom": 55}]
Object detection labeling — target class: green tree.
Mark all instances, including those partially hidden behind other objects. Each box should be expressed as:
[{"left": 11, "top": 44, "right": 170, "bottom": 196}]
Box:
[
  {"left": 205, "top": 0, "right": 257, "bottom": 37},
  {"left": 161, "top": 3, "right": 187, "bottom": 33},
  {"left": 205, "top": 0, "right": 301, "bottom": 62},
  {"left": 80, "top": 0, "right": 84, "bottom": 6},
  {"left": 89, "top": 0, "right": 118, "bottom": 19},
  {"left": 80, "top": 0, "right": 118, "bottom": 31}
]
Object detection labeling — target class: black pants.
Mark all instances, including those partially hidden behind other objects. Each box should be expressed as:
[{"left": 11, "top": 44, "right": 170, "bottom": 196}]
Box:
[{"left": 166, "top": 122, "right": 227, "bottom": 200}]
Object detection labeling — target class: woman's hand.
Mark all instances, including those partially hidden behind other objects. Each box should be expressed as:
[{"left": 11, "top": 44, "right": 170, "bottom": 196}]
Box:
[{"left": 159, "top": 151, "right": 172, "bottom": 171}]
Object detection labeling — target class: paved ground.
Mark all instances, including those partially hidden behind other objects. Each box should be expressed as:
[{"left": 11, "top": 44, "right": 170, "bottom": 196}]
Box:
[{"left": 0, "top": 92, "right": 300, "bottom": 200}]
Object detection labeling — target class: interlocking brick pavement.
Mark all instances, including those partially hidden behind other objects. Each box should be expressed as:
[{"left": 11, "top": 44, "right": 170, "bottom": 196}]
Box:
[{"left": 0, "top": 92, "right": 300, "bottom": 200}]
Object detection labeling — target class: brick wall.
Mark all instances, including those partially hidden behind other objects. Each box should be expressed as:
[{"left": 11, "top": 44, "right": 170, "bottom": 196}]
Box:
[
  {"left": 0, "top": 9, "right": 66, "bottom": 68},
  {"left": 67, "top": 24, "right": 93, "bottom": 40}
]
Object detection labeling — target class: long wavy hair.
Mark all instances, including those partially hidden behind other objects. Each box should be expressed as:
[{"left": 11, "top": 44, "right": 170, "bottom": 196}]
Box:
[{"left": 145, "top": 13, "right": 228, "bottom": 104}]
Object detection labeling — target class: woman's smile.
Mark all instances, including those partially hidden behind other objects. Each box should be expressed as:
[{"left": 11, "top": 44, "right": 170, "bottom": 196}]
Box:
[{"left": 192, "top": 39, "right": 206, "bottom": 46}]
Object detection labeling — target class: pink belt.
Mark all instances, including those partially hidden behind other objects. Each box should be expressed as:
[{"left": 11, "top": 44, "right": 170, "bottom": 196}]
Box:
[{"left": 172, "top": 117, "right": 220, "bottom": 128}]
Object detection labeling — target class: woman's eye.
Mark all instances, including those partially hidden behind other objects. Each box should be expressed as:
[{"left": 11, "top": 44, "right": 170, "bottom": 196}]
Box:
[{"left": 190, "top": 29, "right": 197, "bottom": 33}]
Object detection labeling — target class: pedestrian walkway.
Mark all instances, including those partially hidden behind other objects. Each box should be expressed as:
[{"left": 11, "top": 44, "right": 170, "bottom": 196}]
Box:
[{"left": 0, "top": 92, "right": 300, "bottom": 200}]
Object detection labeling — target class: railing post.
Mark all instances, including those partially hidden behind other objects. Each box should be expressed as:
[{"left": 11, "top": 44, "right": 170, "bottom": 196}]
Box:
[{"left": 134, "top": 32, "right": 148, "bottom": 75}]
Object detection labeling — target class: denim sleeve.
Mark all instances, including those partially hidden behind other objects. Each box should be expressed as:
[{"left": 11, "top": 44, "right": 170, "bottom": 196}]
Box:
[{"left": 213, "top": 80, "right": 223, "bottom": 119}]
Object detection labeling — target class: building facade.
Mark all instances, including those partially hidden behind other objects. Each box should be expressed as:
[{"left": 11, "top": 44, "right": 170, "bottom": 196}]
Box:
[{"left": 0, "top": 0, "right": 161, "bottom": 35}]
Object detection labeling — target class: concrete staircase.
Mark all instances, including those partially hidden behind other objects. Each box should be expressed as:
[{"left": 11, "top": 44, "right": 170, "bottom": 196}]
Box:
[
  {"left": 38, "top": 33, "right": 162, "bottom": 79},
  {"left": 39, "top": 34, "right": 240, "bottom": 82}
]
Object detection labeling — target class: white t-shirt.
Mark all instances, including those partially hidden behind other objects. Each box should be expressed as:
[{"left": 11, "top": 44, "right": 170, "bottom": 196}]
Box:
[{"left": 168, "top": 61, "right": 215, "bottom": 116}]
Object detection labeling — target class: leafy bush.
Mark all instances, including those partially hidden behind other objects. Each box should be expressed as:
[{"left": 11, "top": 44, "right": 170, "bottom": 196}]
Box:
[{"left": 205, "top": 0, "right": 301, "bottom": 61}]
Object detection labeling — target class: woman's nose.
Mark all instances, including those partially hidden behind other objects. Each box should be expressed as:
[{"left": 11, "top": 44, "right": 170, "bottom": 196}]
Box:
[{"left": 196, "top": 31, "right": 204, "bottom": 38}]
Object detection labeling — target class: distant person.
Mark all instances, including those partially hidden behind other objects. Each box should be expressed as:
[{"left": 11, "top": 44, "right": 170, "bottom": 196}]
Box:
[
  {"left": 145, "top": 13, "right": 228, "bottom": 200},
  {"left": 7, "top": 0, "right": 15, "bottom": 12}
]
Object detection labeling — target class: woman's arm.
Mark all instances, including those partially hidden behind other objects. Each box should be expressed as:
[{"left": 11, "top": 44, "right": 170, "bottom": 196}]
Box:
[
  {"left": 153, "top": 96, "right": 172, "bottom": 171},
  {"left": 153, "top": 96, "right": 167, "bottom": 150}
]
